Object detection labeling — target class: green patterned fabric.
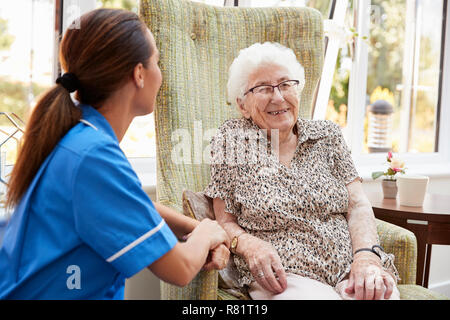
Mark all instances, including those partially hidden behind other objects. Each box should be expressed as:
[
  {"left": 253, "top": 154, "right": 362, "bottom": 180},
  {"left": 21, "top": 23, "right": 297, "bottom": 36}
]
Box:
[
  {"left": 398, "top": 285, "right": 449, "bottom": 300},
  {"left": 375, "top": 219, "right": 417, "bottom": 285}
]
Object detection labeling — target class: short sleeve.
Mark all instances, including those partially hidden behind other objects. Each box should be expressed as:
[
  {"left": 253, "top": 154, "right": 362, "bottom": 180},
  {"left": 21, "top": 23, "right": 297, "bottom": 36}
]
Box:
[
  {"left": 329, "top": 123, "right": 361, "bottom": 185},
  {"left": 72, "top": 142, "right": 178, "bottom": 278},
  {"left": 204, "top": 128, "right": 241, "bottom": 215}
]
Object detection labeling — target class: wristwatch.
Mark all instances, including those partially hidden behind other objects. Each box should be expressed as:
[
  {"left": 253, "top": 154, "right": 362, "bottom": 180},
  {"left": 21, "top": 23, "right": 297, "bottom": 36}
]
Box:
[{"left": 230, "top": 232, "right": 245, "bottom": 254}]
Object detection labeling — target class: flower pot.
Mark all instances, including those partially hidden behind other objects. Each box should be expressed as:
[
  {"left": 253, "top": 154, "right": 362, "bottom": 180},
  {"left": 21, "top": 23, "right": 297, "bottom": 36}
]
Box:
[
  {"left": 397, "top": 175, "right": 429, "bottom": 207},
  {"left": 382, "top": 179, "right": 397, "bottom": 199}
]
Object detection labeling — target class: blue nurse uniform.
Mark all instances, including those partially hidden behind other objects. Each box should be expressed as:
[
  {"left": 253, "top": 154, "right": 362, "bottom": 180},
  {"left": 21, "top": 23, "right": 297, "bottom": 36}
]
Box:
[{"left": 0, "top": 104, "right": 178, "bottom": 299}]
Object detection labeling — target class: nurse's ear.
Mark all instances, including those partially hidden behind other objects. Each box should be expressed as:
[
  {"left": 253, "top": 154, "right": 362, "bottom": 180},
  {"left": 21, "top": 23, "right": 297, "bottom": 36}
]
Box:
[{"left": 133, "top": 62, "right": 145, "bottom": 89}]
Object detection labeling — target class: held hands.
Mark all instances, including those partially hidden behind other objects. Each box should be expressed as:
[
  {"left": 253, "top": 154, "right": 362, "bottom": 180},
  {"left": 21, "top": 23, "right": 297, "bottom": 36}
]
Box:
[
  {"left": 187, "top": 218, "right": 230, "bottom": 271},
  {"left": 239, "top": 234, "right": 287, "bottom": 294},
  {"left": 203, "top": 244, "right": 229, "bottom": 271},
  {"left": 345, "top": 252, "right": 396, "bottom": 300}
]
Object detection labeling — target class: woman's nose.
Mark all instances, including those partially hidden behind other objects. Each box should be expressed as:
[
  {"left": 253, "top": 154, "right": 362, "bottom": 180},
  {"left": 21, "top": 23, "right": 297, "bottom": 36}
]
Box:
[{"left": 271, "top": 87, "right": 285, "bottom": 104}]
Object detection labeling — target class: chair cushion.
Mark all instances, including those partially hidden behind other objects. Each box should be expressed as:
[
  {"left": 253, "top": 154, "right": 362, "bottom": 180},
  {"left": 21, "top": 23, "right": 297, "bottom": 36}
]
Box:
[
  {"left": 398, "top": 285, "right": 449, "bottom": 300},
  {"left": 182, "top": 190, "right": 215, "bottom": 221}
]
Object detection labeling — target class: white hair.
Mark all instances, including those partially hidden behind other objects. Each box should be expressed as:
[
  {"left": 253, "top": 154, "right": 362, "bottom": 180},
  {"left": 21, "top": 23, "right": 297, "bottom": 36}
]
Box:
[{"left": 227, "top": 42, "right": 305, "bottom": 108}]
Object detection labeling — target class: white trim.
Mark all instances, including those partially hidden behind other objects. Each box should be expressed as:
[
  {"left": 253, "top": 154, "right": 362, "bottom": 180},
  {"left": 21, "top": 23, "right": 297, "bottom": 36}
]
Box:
[
  {"left": 62, "top": 0, "right": 96, "bottom": 34},
  {"left": 346, "top": 0, "right": 370, "bottom": 152},
  {"left": 438, "top": 0, "right": 450, "bottom": 162},
  {"left": 313, "top": 0, "right": 349, "bottom": 120},
  {"left": 79, "top": 119, "right": 98, "bottom": 131},
  {"left": 106, "top": 219, "right": 166, "bottom": 263}
]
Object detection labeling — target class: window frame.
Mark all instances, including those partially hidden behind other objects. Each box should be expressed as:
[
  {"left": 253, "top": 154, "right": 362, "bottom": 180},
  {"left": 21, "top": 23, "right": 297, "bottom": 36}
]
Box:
[{"left": 346, "top": 0, "right": 450, "bottom": 179}]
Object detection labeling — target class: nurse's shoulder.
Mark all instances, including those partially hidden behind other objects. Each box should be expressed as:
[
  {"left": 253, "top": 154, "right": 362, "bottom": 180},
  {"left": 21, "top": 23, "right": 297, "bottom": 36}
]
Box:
[{"left": 58, "top": 118, "right": 119, "bottom": 161}]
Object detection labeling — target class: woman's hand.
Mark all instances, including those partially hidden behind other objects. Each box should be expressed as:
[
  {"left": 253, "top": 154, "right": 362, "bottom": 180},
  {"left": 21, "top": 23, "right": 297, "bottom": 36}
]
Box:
[
  {"left": 239, "top": 234, "right": 287, "bottom": 294},
  {"left": 190, "top": 218, "right": 230, "bottom": 250},
  {"left": 345, "top": 252, "right": 396, "bottom": 300},
  {"left": 202, "top": 243, "right": 230, "bottom": 271}
]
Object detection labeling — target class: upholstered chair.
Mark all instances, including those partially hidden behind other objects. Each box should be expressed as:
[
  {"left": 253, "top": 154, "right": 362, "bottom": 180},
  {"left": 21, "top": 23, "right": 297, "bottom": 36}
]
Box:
[{"left": 140, "top": 0, "right": 447, "bottom": 300}]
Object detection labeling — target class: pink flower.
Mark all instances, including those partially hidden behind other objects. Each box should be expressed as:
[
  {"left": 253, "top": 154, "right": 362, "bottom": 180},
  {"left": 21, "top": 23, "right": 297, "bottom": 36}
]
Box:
[
  {"left": 389, "top": 157, "right": 405, "bottom": 171},
  {"left": 387, "top": 151, "right": 393, "bottom": 160}
]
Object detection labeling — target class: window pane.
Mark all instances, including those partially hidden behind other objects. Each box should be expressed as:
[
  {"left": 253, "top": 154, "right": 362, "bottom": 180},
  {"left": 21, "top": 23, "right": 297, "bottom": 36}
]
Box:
[
  {"left": 325, "top": 1, "right": 353, "bottom": 130},
  {"left": 364, "top": 0, "right": 443, "bottom": 154},
  {"left": 409, "top": 0, "right": 443, "bottom": 153},
  {"left": 0, "top": 0, "right": 55, "bottom": 165},
  {"left": 97, "top": 0, "right": 156, "bottom": 158}
]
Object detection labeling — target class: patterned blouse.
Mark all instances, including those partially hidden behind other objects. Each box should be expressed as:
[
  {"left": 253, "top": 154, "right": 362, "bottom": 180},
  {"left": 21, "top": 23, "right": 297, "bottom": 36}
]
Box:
[{"left": 204, "top": 117, "right": 399, "bottom": 288}]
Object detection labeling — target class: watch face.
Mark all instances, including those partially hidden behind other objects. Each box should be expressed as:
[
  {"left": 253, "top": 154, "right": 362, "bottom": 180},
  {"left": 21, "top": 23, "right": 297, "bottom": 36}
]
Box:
[{"left": 231, "top": 237, "right": 238, "bottom": 249}]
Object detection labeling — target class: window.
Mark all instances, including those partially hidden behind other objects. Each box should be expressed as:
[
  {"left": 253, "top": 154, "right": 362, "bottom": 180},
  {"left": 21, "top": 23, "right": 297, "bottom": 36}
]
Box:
[
  {"left": 363, "top": 0, "right": 445, "bottom": 155},
  {"left": 0, "top": 0, "right": 56, "bottom": 198},
  {"left": 237, "top": 0, "right": 450, "bottom": 177},
  {"left": 346, "top": 0, "right": 450, "bottom": 178},
  {"left": 95, "top": 0, "right": 158, "bottom": 159}
]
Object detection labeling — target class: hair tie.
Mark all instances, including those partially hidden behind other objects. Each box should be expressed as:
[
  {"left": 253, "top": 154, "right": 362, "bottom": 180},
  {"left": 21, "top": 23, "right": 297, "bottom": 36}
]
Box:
[{"left": 56, "top": 73, "right": 80, "bottom": 93}]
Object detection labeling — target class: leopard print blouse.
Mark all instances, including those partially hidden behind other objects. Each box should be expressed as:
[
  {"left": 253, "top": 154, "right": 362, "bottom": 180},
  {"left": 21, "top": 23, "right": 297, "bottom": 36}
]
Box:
[{"left": 204, "top": 117, "right": 399, "bottom": 288}]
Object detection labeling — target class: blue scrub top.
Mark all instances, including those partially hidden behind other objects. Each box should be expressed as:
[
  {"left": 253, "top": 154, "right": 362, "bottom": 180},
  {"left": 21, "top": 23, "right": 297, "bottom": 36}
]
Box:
[{"left": 0, "top": 104, "right": 178, "bottom": 299}]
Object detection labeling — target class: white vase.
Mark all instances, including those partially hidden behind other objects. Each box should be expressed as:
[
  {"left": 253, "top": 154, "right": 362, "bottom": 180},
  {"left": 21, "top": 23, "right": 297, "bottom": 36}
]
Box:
[{"left": 396, "top": 175, "right": 429, "bottom": 207}]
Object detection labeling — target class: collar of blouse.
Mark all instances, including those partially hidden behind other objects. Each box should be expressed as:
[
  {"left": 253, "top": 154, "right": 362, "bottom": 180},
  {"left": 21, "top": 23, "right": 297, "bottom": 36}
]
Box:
[{"left": 244, "top": 117, "right": 333, "bottom": 147}]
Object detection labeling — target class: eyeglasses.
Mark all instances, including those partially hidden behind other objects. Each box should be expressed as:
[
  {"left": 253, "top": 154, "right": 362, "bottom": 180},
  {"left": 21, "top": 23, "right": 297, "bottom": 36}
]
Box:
[{"left": 244, "top": 79, "right": 300, "bottom": 97}]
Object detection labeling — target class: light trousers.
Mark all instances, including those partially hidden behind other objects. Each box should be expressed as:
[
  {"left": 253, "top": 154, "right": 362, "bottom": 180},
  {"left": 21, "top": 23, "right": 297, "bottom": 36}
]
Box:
[{"left": 248, "top": 273, "right": 400, "bottom": 300}]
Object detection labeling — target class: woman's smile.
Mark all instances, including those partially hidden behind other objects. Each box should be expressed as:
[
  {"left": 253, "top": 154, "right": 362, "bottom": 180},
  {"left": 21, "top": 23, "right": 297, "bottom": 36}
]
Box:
[{"left": 267, "top": 108, "right": 289, "bottom": 116}]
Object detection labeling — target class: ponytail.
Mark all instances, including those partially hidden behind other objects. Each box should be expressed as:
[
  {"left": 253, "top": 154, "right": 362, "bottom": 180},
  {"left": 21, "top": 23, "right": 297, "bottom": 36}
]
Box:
[{"left": 6, "top": 85, "right": 81, "bottom": 209}]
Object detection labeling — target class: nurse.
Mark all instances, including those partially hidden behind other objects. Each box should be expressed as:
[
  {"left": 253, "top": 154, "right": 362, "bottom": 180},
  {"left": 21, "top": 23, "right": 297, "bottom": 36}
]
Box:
[{"left": 0, "top": 8, "right": 229, "bottom": 299}]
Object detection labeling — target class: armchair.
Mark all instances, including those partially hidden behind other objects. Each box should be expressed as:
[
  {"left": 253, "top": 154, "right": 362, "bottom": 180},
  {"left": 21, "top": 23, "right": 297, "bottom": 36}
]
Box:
[{"left": 140, "top": 0, "right": 447, "bottom": 300}]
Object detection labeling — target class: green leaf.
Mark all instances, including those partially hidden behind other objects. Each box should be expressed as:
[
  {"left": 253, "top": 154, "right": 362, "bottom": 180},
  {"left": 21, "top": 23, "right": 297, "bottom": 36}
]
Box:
[{"left": 371, "top": 171, "right": 384, "bottom": 180}]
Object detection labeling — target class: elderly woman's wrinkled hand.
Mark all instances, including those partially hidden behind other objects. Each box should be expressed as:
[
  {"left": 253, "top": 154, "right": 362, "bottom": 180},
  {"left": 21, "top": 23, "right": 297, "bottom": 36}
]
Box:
[
  {"left": 345, "top": 252, "right": 396, "bottom": 300},
  {"left": 202, "top": 243, "right": 230, "bottom": 271},
  {"left": 239, "top": 234, "right": 287, "bottom": 294}
]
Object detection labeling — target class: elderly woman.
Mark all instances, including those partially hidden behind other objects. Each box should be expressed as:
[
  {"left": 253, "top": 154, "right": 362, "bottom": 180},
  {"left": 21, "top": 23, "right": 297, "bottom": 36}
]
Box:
[{"left": 204, "top": 42, "right": 400, "bottom": 300}]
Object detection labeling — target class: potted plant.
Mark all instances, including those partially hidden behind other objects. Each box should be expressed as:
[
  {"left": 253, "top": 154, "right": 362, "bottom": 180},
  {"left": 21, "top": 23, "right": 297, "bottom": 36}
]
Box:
[{"left": 372, "top": 152, "right": 406, "bottom": 198}]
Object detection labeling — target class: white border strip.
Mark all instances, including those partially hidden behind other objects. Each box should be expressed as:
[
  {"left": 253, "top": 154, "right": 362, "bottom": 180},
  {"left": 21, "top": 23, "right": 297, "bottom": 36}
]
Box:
[
  {"left": 79, "top": 119, "right": 98, "bottom": 131},
  {"left": 106, "top": 219, "right": 166, "bottom": 263}
]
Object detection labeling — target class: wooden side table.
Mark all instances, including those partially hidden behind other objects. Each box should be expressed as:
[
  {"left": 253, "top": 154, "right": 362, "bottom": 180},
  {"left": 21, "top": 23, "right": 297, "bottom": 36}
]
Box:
[{"left": 367, "top": 192, "right": 450, "bottom": 288}]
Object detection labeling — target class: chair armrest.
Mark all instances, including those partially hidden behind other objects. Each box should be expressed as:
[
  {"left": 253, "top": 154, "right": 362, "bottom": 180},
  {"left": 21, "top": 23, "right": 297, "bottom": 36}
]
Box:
[
  {"left": 161, "top": 270, "right": 218, "bottom": 300},
  {"left": 376, "top": 219, "right": 417, "bottom": 284}
]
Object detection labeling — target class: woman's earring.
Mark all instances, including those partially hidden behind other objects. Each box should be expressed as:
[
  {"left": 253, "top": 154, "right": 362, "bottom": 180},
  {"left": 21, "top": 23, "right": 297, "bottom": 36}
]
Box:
[{"left": 140, "top": 82, "right": 144, "bottom": 89}]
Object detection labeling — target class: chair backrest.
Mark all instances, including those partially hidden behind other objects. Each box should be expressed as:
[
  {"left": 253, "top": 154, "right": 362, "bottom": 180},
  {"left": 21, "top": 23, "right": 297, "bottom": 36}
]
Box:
[{"left": 141, "top": 0, "right": 324, "bottom": 212}]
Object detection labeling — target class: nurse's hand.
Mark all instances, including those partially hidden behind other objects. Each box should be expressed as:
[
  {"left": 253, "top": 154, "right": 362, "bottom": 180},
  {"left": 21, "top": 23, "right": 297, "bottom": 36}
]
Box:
[
  {"left": 191, "top": 218, "right": 230, "bottom": 249},
  {"left": 149, "top": 219, "right": 229, "bottom": 287},
  {"left": 202, "top": 243, "right": 230, "bottom": 271}
]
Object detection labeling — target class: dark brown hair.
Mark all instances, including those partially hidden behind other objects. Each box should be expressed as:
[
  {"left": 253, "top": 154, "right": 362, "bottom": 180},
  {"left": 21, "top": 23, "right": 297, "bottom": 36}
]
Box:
[{"left": 7, "top": 8, "right": 153, "bottom": 208}]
